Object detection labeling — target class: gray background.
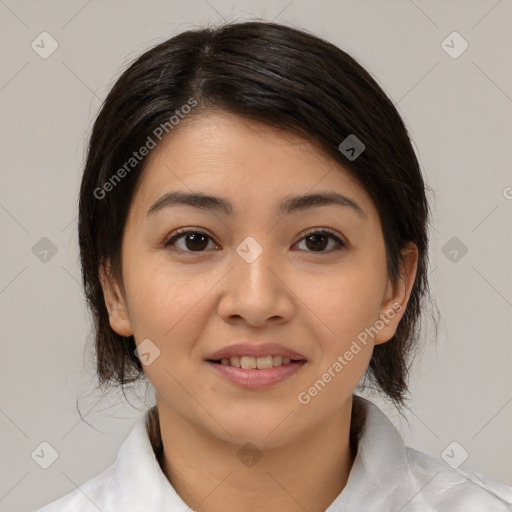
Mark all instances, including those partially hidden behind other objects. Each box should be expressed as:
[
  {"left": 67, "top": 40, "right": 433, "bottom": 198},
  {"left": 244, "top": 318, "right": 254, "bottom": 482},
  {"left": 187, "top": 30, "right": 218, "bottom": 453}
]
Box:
[{"left": 0, "top": 0, "right": 511, "bottom": 510}]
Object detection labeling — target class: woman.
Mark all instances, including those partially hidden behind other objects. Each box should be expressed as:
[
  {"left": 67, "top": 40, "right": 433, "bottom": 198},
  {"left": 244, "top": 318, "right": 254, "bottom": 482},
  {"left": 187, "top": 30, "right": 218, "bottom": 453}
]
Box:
[{"left": 34, "top": 20, "right": 512, "bottom": 512}]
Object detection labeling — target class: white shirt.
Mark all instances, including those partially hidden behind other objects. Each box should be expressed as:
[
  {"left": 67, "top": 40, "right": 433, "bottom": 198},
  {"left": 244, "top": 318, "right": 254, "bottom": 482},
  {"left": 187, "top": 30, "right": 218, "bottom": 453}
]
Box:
[{"left": 34, "top": 396, "right": 512, "bottom": 511}]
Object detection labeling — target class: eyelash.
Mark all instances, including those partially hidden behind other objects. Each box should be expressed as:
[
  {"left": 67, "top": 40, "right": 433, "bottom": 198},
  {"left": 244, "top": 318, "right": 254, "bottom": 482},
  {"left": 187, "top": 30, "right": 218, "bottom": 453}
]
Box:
[{"left": 163, "top": 228, "right": 346, "bottom": 254}]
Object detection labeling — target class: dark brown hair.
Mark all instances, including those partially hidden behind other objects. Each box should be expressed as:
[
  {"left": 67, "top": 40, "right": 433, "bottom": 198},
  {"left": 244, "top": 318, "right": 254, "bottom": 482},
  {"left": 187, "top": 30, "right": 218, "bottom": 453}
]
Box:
[{"left": 78, "top": 20, "right": 434, "bottom": 413}]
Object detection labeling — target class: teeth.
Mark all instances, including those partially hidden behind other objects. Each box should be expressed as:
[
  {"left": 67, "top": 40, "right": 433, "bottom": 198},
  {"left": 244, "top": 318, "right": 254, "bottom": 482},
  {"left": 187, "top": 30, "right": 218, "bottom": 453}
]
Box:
[
  {"left": 240, "top": 356, "right": 256, "bottom": 369},
  {"left": 257, "top": 356, "right": 273, "bottom": 369},
  {"left": 273, "top": 356, "right": 283, "bottom": 366},
  {"left": 229, "top": 356, "right": 240, "bottom": 367},
  {"left": 219, "top": 355, "right": 294, "bottom": 368}
]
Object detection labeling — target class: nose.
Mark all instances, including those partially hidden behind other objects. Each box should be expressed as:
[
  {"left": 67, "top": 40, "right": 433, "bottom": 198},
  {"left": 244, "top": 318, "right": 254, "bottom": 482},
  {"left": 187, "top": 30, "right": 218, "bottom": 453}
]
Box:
[{"left": 217, "top": 237, "right": 295, "bottom": 327}]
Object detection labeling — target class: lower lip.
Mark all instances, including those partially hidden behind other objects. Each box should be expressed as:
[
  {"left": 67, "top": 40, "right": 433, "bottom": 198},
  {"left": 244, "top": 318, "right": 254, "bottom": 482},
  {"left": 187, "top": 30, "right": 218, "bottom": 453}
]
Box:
[{"left": 206, "top": 360, "right": 306, "bottom": 390}]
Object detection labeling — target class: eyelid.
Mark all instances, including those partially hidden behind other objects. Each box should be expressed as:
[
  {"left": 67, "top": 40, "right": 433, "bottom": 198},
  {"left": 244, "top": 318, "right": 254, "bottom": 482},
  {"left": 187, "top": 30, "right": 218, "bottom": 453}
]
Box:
[
  {"left": 298, "top": 227, "right": 345, "bottom": 244},
  {"left": 162, "top": 227, "right": 217, "bottom": 247}
]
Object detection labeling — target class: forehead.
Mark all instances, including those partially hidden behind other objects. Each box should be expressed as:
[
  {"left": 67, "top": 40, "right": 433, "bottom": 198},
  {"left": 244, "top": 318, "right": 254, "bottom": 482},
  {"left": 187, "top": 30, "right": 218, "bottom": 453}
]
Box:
[{"left": 131, "top": 111, "right": 374, "bottom": 217}]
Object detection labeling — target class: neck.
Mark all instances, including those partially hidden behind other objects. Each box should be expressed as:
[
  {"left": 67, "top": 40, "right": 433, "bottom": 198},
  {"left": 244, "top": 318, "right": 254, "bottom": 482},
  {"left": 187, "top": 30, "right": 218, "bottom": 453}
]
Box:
[{"left": 148, "top": 396, "right": 365, "bottom": 512}]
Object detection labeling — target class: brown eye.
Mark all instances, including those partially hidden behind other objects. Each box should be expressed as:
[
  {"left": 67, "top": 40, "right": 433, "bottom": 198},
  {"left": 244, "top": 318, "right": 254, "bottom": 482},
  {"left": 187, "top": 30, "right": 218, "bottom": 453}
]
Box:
[
  {"left": 295, "top": 230, "right": 345, "bottom": 253},
  {"left": 164, "top": 230, "right": 220, "bottom": 252}
]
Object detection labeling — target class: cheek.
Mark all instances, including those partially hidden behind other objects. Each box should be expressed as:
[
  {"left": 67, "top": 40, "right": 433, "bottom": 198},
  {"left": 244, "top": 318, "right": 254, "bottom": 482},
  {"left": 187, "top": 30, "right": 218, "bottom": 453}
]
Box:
[
  {"left": 296, "top": 256, "right": 388, "bottom": 348},
  {"left": 122, "top": 252, "right": 208, "bottom": 343}
]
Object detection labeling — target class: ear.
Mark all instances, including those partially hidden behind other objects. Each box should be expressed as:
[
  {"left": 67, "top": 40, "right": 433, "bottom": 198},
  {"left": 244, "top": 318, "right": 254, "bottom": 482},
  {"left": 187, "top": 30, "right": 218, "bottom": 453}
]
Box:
[
  {"left": 374, "top": 242, "right": 418, "bottom": 345},
  {"left": 98, "top": 261, "right": 134, "bottom": 337}
]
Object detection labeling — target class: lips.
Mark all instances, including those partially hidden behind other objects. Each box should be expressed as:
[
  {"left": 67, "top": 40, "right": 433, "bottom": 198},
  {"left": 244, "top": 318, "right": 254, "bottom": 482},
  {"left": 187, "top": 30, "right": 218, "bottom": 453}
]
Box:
[
  {"left": 205, "top": 343, "right": 307, "bottom": 390},
  {"left": 205, "top": 342, "right": 307, "bottom": 362}
]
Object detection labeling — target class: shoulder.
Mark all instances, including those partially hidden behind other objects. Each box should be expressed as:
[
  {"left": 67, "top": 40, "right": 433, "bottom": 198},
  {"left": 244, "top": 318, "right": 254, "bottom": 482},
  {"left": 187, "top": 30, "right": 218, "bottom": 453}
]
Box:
[
  {"left": 32, "top": 406, "right": 185, "bottom": 512},
  {"left": 32, "top": 464, "right": 118, "bottom": 512},
  {"left": 347, "top": 396, "right": 512, "bottom": 511},
  {"left": 405, "top": 446, "right": 512, "bottom": 511}
]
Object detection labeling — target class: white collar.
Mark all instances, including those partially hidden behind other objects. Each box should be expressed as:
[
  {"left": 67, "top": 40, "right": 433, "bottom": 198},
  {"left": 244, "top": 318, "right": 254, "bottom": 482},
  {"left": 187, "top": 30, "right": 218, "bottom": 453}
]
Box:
[
  {"left": 113, "top": 396, "right": 409, "bottom": 510},
  {"left": 110, "top": 395, "right": 512, "bottom": 511}
]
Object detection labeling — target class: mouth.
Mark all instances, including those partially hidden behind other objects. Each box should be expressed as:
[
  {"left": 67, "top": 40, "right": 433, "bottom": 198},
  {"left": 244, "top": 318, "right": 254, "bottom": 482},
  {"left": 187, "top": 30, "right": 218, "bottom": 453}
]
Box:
[
  {"left": 206, "top": 355, "right": 307, "bottom": 390},
  {"left": 204, "top": 342, "right": 307, "bottom": 389},
  {"left": 206, "top": 355, "right": 305, "bottom": 369}
]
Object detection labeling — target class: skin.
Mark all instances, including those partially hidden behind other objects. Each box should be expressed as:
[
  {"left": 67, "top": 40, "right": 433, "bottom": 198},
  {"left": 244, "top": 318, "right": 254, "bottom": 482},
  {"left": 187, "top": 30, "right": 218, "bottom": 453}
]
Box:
[{"left": 100, "top": 111, "right": 418, "bottom": 512}]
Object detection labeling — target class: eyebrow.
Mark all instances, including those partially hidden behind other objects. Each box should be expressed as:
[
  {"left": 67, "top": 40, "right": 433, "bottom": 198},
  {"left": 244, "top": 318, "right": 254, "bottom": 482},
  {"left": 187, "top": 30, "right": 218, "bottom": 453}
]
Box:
[{"left": 147, "top": 190, "right": 366, "bottom": 219}]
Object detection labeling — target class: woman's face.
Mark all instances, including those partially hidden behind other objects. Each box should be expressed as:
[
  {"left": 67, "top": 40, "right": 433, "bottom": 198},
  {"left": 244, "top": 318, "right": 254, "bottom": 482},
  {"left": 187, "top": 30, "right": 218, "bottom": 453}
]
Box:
[{"left": 102, "top": 111, "right": 416, "bottom": 447}]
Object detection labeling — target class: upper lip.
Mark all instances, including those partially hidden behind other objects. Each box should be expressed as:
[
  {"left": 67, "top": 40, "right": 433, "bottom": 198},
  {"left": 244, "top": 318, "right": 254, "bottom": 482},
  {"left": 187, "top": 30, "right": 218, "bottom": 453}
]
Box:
[{"left": 205, "top": 343, "right": 307, "bottom": 361}]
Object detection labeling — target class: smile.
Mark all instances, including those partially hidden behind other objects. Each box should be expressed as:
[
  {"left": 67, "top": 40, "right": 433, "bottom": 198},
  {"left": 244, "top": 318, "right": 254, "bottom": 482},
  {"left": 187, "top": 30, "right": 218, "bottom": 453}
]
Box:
[
  {"left": 207, "top": 358, "right": 307, "bottom": 390},
  {"left": 212, "top": 355, "right": 298, "bottom": 369}
]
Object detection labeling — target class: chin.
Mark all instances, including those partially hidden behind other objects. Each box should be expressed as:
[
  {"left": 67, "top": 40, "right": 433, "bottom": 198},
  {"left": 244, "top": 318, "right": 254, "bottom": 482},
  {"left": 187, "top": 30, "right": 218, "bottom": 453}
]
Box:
[{"left": 209, "top": 407, "right": 304, "bottom": 449}]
